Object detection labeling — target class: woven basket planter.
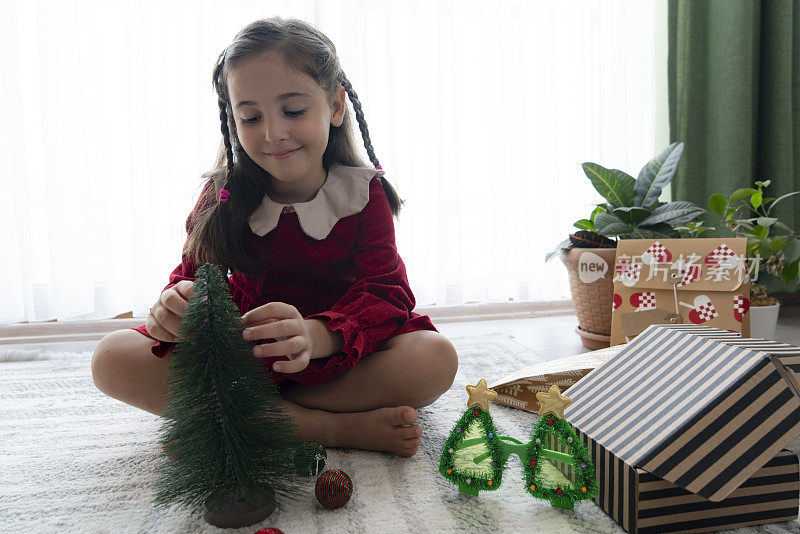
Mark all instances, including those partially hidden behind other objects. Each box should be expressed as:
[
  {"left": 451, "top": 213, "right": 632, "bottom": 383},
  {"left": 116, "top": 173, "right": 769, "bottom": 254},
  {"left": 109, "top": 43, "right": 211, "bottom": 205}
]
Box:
[{"left": 561, "top": 247, "right": 617, "bottom": 349}]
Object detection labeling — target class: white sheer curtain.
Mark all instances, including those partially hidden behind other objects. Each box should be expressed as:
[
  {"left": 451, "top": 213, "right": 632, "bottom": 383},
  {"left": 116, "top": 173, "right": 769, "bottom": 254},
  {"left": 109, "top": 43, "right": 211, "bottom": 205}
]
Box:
[{"left": 0, "top": 0, "right": 660, "bottom": 323}]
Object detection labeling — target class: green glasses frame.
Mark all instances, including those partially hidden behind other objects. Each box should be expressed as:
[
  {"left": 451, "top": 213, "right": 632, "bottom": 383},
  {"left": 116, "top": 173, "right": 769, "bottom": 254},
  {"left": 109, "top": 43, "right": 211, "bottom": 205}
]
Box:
[{"left": 439, "top": 384, "right": 597, "bottom": 509}]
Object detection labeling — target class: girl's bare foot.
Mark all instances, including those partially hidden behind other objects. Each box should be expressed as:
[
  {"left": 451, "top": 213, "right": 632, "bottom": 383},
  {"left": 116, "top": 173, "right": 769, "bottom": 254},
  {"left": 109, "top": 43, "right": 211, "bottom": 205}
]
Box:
[{"left": 326, "top": 406, "right": 422, "bottom": 457}]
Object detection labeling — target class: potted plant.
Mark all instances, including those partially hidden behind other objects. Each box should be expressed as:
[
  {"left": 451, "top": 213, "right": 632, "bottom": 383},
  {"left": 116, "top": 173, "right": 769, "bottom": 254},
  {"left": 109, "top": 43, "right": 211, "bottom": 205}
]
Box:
[
  {"left": 690, "top": 180, "right": 800, "bottom": 339},
  {"left": 547, "top": 142, "right": 704, "bottom": 349}
]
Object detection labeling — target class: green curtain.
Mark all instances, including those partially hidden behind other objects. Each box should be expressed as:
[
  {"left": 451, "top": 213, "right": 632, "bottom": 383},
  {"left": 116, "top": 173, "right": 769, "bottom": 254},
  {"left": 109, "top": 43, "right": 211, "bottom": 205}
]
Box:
[{"left": 668, "top": 0, "right": 800, "bottom": 230}]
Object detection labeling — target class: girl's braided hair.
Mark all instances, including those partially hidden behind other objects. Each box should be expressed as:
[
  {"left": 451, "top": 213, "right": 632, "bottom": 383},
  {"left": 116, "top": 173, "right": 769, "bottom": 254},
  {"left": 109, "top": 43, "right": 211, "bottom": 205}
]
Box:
[{"left": 184, "top": 18, "right": 402, "bottom": 275}]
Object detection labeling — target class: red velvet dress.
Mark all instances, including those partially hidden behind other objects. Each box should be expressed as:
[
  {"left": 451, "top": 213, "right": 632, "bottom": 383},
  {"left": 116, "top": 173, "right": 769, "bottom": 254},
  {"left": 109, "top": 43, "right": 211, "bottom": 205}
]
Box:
[{"left": 133, "top": 167, "right": 436, "bottom": 386}]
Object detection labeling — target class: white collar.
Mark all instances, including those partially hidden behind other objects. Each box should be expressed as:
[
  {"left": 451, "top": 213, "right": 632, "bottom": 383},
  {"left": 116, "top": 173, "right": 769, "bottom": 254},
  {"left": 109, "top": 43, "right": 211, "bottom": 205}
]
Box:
[{"left": 247, "top": 165, "right": 383, "bottom": 240}]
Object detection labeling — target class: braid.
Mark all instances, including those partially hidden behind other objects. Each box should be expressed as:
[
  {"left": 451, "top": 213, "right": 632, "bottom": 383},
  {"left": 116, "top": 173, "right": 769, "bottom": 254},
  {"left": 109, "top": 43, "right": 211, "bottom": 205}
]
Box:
[
  {"left": 340, "top": 74, "right": 380, "bottom": 169},
  {"left": 213, "top": 55, "right": 235, "bottom": 199},
  {"left": 340, "top": 72, "right": 403, "bottom": 215},
  {"left": 218, "top": 99, "right": 235, "bottom": 185},
  {"left": 210, "top": 57, "right": 236, "bottom": 274}
]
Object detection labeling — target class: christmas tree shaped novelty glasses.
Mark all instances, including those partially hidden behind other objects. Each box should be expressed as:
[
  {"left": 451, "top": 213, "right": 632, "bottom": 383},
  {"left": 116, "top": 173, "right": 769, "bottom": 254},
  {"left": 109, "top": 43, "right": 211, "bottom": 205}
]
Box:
[{"left": 438, "top": 380, "right": 597, "bottom": 509}]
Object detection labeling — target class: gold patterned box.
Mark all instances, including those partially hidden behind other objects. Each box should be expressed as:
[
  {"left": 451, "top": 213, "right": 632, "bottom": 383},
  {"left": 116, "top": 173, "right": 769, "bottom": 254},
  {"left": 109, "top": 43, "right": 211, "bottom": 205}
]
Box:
[{"left": 610, "top": 238, "right": 750, "bottom": 346}]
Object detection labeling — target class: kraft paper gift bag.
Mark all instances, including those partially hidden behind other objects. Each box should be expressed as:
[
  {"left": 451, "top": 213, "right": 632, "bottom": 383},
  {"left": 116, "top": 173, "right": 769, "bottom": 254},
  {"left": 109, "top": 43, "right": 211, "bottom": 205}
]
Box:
[{"left": 610, "top": 238, "right": 750, "bottom": 345}]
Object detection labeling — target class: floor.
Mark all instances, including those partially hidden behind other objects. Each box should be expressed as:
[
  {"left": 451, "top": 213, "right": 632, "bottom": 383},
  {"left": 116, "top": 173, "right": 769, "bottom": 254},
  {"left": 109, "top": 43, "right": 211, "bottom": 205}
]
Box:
[
  {"left": 441, "top": 301, "right": 800, "bottom": 360},
  {"left": 10, "top": 303, "right": 797, "bottom": 362}
]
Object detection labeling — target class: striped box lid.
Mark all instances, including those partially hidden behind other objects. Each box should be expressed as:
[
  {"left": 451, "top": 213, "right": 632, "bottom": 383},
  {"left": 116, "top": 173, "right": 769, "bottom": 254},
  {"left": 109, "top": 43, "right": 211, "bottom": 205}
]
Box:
[{"left": 565, "top": 324, "right": 800, "bottom": 501}]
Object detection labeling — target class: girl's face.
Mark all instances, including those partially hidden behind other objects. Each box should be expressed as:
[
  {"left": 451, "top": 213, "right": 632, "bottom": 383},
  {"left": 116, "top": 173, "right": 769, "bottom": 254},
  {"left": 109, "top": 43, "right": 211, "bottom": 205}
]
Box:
[{"left": 227, "top": 52, "right": 346, "bottom": 197}]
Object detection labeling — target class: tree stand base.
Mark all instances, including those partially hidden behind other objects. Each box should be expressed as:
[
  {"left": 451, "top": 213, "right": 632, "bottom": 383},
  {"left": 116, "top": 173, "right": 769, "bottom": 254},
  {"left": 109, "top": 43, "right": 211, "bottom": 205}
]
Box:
[{"left": 203, "top": 485, "right": 276, "bottom": 529}]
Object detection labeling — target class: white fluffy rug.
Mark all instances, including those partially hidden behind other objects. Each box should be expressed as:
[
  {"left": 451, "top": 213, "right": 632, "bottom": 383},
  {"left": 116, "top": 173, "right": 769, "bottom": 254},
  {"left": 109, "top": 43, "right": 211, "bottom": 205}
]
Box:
[{"left": 0, "top": 335, "right": 795, "bottom": 533}]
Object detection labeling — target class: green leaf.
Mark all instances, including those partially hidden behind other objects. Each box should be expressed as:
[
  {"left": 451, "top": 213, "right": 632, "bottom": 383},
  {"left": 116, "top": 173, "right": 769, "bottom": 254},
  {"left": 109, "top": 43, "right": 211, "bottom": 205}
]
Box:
[
  {"left": 752, "top": 225, "right": 769, "bottom": 240},
  {"left": 545, "top": 238, "right": 573, "bottom": 262},
  {"left": 755, "top": 179, "right": 771, "bottom": 188},
  {"left": 629, "top": 223, "right": 681, "bottom": 239},
  {"left": 758, "top": 238, "right": 773, "bottom": 259},
  {"left": 729, "top": 188, "right": 758, "bottom": 204},
  {"left": 573, "top": 219, "right": 595, "bottom": 231},
  {"left": 751, "top": 190, "right": 763, "bottom": 209},
  {"left": 782, "top": 260, "right": 799, "bottom": 283},
  {"left": 694, "top": 226, "right": 711, "bottom": 236},
  {"left": 757, "top": 217, "right": 778, "bottom": 227},
  {"left": 640, "top": 201, "right": 704, "bottom": 226},
  {"left": 589, "top": 205, "right": 607, "bottom": 224},
  {"left": 634, "top": 142, "right": 684, "bottom": 208},
  {"left": 771, "top": 191, "right": 800, "bottom": 209},
  {"left": 676, "top": 224, "right": 711, "bottom": 237},
  {"left": 611, "top": 206, "right": 651, "bottom": 224},
  {"left": 708, "top": 194, "right": 727, "bottom": 216},
  {"left": 783, "top": 238, "right": 800, "bottom": 264},
  {"left": 771, "top": 236, "right": 789, "bottom": 251},
  {"left": 775, "top": 221, "right": 793, "bottom": 232},
  {"left": 581, "top": 163, "right": 636, "bottom": 208},
  {"left": 593, "top": 212, "right": 633, "bottom": 237}
]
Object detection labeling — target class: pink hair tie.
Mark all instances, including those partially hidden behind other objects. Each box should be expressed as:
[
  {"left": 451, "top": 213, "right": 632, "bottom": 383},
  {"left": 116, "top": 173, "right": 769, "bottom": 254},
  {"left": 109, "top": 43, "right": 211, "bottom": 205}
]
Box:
[
  {"left": 375, "top": 165, "right": 382, "bottom": 170},
  {"left": 219, "top": 188, "right": 230, "bottom": 202}
]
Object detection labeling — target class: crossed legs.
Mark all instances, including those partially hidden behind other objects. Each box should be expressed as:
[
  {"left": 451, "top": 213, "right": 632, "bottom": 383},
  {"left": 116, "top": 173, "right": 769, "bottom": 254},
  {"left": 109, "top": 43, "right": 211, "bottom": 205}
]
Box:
[{"left": 91, "top": 329, "right": 458, "bottom": 457}]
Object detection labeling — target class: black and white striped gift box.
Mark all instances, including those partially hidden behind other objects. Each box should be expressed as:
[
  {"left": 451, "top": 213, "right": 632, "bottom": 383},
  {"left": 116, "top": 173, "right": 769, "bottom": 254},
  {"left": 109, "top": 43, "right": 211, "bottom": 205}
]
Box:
[{"left": 565, "top": 324, "right": 800, "bottom": 533}]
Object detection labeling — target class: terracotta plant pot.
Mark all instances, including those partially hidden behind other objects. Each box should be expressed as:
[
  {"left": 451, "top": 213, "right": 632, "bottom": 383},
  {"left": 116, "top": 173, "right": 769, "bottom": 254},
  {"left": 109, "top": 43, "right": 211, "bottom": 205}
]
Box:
[
  {"left": 561, "top": 247, "right": 617, "bottom": 349},
  {"left": 749, "top": 302, "right": 780, "bottom": 340},
  {"left": 574, "top": 326, "right": 612, "bottom": 350}
]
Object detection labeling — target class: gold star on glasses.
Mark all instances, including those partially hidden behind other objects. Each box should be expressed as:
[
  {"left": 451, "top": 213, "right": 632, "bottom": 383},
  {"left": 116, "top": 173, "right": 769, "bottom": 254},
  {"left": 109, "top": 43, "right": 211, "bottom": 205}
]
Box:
[
  {"left": 466, "top": 379, "right": 498, "bottom": 412},
  {"left": 536, "top": 385, "right": 573, "bottom": 419}
]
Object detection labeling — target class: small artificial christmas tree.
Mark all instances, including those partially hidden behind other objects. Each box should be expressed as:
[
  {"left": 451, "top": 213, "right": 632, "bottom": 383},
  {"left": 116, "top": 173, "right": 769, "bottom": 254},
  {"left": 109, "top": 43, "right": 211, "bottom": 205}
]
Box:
[
  {"left": 154, "top": 263, "right": 303, "bottom": 527},
  {"left": 525, "top": 385, "right": 597, "bottom": 509}
]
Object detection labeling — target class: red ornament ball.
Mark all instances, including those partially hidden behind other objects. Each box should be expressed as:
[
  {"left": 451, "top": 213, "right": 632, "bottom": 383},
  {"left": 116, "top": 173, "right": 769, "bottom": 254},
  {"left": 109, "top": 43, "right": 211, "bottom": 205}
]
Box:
[
  {"left": 255, "top": 529, "right": 285, "bottom": 534},
  {"left": 529, "top": 460, "right": 536, "bottom": 467},
  {"left": 556, "top": 487, "right": 563, "bottom": 494},
  {"left": 474, "top": 409, "right": 480, "bottom": 415},
  {"left": 315, "top": 469, "right": 353, "bottom": 510},
  {"left": 547, "top": 418, "right": 554, "bottom": 425}
]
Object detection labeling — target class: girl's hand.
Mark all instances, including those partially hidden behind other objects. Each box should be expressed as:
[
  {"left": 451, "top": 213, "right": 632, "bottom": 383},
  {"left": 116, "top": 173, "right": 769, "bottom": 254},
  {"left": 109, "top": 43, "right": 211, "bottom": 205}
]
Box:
[
  {"left": 146, "top": 280, "right": 195, "bottom": 343},
  {"left": 241, "top": 302, "right": 312, "bottom": 374}
]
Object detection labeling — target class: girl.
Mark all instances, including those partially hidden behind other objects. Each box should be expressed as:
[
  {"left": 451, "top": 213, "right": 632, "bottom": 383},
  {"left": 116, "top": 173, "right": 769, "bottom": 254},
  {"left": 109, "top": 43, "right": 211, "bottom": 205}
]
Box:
[{"left": 91, "top": 18, "right": 458, "bottom": 458}]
